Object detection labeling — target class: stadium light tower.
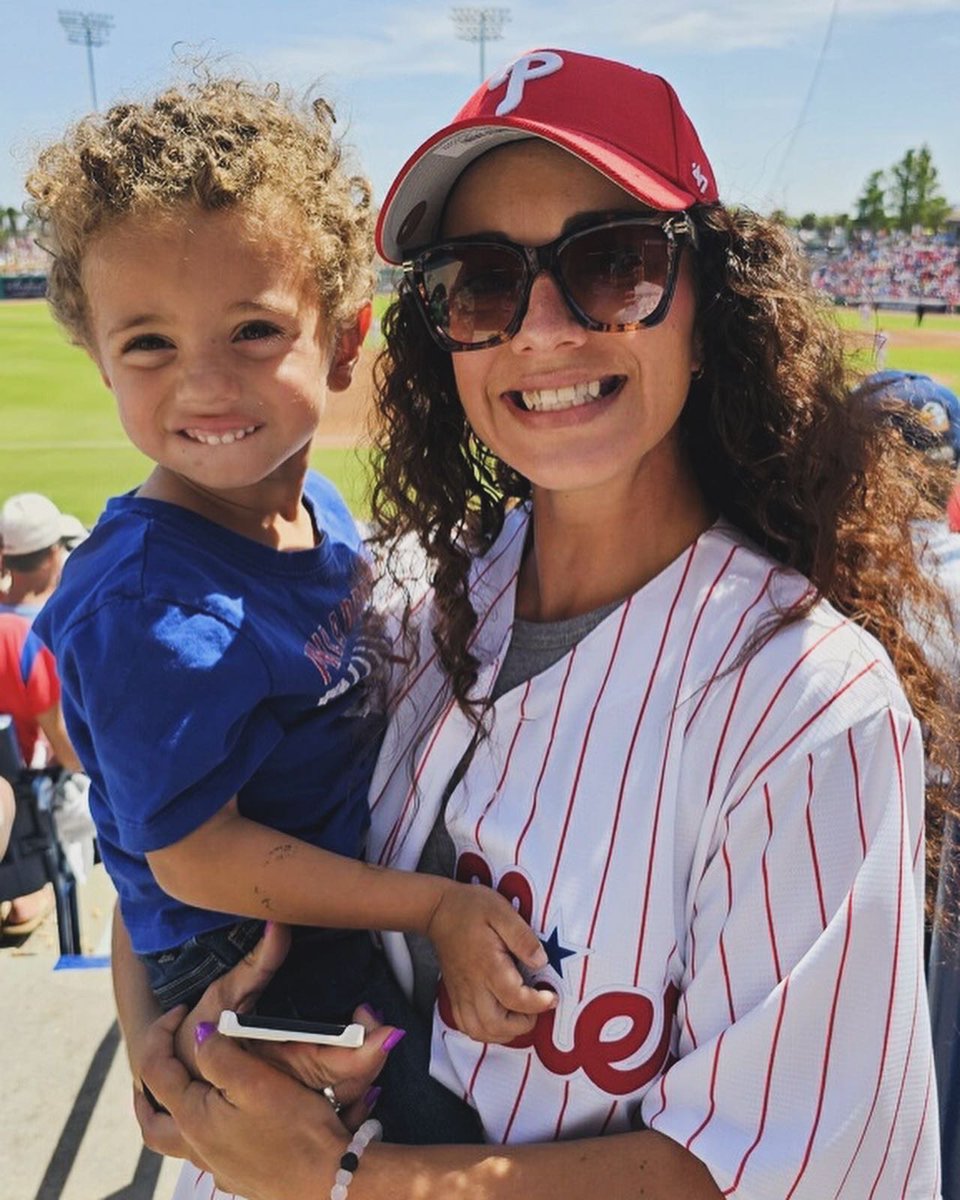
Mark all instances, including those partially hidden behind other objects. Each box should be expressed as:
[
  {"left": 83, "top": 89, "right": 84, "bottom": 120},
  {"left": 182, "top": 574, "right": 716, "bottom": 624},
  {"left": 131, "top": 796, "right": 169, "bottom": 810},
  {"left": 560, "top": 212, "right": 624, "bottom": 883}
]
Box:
[
  {"left": 58, "top": 10, "right": 114, "bottom": 110},
  {"left": 451, "top": 7, "right": 510, "bottom": 82}
]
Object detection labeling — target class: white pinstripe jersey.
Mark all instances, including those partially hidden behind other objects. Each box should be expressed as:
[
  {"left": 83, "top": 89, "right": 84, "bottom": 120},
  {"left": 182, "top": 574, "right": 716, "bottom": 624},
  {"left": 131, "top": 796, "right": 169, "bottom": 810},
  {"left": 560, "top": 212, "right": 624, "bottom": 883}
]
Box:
[{"left": 368, "top": 509, "right": 940, "bottom": 1198}]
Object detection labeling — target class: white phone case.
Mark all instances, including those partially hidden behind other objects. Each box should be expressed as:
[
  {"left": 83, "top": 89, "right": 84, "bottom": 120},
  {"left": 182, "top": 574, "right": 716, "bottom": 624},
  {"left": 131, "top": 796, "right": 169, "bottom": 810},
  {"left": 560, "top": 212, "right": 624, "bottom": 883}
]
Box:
[{"left": 216, "top": 1010, "right": 365, "bottom": 1046}]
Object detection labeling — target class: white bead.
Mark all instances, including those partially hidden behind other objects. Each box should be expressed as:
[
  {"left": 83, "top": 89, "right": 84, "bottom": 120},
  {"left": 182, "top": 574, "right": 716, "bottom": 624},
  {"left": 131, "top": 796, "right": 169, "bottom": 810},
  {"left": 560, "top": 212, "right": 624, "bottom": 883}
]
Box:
[
  {"left": 331, "top": 1185, "right": 349, "bottom": 1200},
  {"left": 335, "top": 1168, "right": 353, "bottom": 1186}
]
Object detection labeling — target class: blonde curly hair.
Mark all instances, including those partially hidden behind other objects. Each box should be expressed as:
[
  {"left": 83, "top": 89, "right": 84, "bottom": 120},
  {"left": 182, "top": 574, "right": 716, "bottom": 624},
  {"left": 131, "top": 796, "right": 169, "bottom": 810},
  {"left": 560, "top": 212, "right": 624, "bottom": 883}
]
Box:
[{"left": 25, "top": 72, "right": 375, "bottom": 344}]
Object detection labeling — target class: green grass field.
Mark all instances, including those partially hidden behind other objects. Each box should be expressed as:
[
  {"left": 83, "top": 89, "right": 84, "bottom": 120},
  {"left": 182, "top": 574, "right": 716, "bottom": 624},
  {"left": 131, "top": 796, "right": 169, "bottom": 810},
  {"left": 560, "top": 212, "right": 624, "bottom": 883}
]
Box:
[{"left": 1, "top": 297, "right": 958, "bottom": 526}]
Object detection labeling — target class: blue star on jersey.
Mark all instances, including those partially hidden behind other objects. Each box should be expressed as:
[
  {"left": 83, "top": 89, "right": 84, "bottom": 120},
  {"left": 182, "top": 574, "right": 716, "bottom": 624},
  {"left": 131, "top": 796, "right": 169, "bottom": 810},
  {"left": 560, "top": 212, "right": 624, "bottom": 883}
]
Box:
[{"left": 539, "top": 926, "right": 577, "bottom": 977}]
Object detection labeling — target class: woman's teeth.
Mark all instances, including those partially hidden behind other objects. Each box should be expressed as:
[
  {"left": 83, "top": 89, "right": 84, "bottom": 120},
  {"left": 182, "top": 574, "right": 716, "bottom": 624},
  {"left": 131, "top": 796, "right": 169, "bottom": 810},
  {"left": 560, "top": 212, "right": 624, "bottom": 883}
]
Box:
[
  {"left": 514, "top": 377, "right": 621, "bottom": 412},
  {"left": 183, "top": 425, "right": 258, "bottom": 446}
]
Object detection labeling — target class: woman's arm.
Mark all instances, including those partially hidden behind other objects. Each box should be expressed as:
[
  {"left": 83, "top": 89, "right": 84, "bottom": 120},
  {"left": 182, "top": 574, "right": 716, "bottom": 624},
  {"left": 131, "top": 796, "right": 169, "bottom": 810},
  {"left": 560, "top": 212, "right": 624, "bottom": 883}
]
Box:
[
  {"left": 111, "top": 905, "right": 163, "bottom": 1080},
  {"left": 140, "top": 1010, "right": 722, "bottom": 1200}
]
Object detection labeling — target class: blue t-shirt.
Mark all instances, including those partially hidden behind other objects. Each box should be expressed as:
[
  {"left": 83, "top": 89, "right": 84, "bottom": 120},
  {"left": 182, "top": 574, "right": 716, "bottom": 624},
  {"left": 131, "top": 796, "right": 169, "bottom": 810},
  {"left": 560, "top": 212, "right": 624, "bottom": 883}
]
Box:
[{"left": 35, "top": 473, "right": 383, "bottom": 953}]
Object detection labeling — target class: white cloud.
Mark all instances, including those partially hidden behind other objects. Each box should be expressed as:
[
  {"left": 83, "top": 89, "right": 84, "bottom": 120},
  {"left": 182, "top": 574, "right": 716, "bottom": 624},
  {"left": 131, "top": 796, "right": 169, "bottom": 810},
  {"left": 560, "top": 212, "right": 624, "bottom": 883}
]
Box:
[{"left": 259, "top": 0, "right": 960, "bottom": 81}]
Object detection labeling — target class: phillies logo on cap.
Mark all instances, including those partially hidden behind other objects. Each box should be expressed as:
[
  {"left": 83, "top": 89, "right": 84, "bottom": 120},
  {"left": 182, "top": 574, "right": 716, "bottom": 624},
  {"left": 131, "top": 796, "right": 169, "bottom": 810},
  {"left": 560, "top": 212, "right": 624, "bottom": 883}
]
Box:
[{"left": 487, "top": 50, "right": 564, "bottom": 116}]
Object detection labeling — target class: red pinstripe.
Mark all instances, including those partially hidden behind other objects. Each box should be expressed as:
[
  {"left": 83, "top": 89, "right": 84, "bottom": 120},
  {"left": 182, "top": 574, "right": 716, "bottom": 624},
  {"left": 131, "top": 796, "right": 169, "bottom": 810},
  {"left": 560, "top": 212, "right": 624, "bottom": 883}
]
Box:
[
  {"left": 515, "top": 648, "right": 578, "bottom": 865},
  {"left": 649, "top": 1070, "right": 669, "bottom": 1126},
  {"left": 805, "top": 755, "right": 828, "bottom": 930},
  {"left": 501, "top": 1051, "right": 534, "bottom": 1143},
  {"left": 848, "top": 728, "right": 867, "bottom": 858},
  {"left": 684, "top": 1027, "right": 727, "bottom": 1151},
  {"left": 761, "top": 783, "right": 783, "bottom": 980},
  {"left": 901, "top": 1056, "right": 935, "bottom": 1198},
  {"left": 553, "top": 1081, "right": 571, "bottom": 1140},
  {"left": 439, "top": 1028, "right": 472, "bottom": 1102},
  {"left": 912, "top": 825, "right": 924, "bottom": 873},
  {"left": 474, "top": 678, "right": 533, "bottom": 851},
  {"left": 684, "top": 904, "right": 701, "bottom": 1049},
  {"left": 718, "top": 817, "right": 737, "bottom": 1024},
  {"left": 831, "top": 711, "right": 907, "bottom": 1198},
  {"left": 541, "top": 597, "right": 635, "bottom": 922},
  {"left": 599, "top": 1099, "right": 618, "bottom": 1134},
  {"left": 726, "top": 622, "right": 848, "bottom": 785},
  {"left": 722, "top": 978, "right": 791, "bottom": 1195},
  {"left": 899, "top": 716, "right": 925, "bottom": 872},
  {"left": 728, "top": 660, "right": 882, "bottom": 816},
  {"left": 866, "top": 949, "right": 922, "bottom": 1200},
  {"left": 466, "top": 1040, "right": 490, "bottom": 1103},
  {"left": 707, "top": 665, "right": 749, "bottom": 801},
  {"left": 704, "top": 584, "right": 823, "bottom": 800},
  {"left": 783, "top": 891, "right": 856, "bottom": 1199},
  {"left": 683, "top": 560, "right": 775, "bottom": 735}
]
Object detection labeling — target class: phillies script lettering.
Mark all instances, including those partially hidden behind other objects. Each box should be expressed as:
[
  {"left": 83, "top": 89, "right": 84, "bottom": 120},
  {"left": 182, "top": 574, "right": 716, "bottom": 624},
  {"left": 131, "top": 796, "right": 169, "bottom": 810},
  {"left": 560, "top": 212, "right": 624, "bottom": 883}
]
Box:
[{"left": 437, "top": 851, "right": 679, "bottom": 1095}]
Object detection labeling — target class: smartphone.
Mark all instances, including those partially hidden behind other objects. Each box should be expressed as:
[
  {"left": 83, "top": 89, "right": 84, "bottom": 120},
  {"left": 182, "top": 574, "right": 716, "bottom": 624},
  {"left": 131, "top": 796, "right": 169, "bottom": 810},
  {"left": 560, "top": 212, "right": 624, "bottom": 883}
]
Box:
[{"left": 217, "top": 1010, "right": 365, "bottom": 1047}]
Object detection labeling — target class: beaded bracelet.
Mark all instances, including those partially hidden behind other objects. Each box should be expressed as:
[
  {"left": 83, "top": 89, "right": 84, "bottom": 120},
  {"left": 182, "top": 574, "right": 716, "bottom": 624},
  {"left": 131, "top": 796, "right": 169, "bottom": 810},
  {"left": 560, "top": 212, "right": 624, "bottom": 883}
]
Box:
[{"left": 330, "top": 1118, "right": 383, "bottom": 1200}]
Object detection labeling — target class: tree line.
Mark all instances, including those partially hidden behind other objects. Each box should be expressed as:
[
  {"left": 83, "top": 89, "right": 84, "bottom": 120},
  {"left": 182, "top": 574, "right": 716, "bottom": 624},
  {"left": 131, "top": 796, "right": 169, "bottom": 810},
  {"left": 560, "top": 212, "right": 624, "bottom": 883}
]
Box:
[{"left": 771, "top": 146, "right": 952, "bottom": 240}]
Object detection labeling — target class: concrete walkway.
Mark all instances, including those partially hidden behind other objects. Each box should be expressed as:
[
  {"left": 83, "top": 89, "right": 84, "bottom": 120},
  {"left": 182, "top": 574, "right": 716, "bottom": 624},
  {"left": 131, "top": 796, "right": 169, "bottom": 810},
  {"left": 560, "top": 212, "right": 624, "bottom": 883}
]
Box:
[{"left": 1, "top": 865, "right": 181, "bottom": 1200}]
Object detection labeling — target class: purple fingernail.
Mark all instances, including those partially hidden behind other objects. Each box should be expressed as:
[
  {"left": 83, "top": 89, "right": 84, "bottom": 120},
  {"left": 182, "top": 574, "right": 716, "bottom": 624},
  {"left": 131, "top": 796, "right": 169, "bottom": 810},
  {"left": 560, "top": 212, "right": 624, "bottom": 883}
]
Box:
[
  {"left": 381, "top": 1027, "right": 407, "bottom": 1053},
  {"left": 195, "top": 1021, "right": 217, "bottom": 1046},
  {"left": 363, "top": 1085, "right": 382, "bottom": 1111},
  {"left": 358, "top": 1002, "right": 379, "bottom": 1021}
]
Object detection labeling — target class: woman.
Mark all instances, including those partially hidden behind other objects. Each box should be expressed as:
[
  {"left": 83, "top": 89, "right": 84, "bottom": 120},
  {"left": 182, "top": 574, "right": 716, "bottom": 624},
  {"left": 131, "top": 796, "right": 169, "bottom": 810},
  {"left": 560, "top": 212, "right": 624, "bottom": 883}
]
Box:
[{"left": 132, "top": 49, "right": 949, "bottom": 1198}]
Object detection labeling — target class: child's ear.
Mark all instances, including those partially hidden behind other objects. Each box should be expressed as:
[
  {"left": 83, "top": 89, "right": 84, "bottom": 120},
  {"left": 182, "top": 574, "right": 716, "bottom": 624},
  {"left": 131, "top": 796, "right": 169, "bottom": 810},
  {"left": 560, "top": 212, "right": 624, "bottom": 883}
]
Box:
[{"left": 327, "top": 302, "right": 373, "bottom": 393}]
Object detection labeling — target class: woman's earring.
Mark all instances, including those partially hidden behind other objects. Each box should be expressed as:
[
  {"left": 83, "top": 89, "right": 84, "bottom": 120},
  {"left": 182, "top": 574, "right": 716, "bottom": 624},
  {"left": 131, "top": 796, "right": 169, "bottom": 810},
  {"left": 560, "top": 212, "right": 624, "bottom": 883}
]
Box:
[{"left": 691, "top": 364, "right": 704, "bottom": 382}]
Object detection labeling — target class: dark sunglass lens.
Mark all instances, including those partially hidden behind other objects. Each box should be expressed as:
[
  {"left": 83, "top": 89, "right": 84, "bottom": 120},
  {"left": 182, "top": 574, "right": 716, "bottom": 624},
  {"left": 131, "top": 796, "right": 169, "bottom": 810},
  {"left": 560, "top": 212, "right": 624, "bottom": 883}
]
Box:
[
  {"left": 560, "top": 225, "right": 669, "bottom": 325},
  {"left": 419, "top": 244, "right": 525, "bottom": 345}
]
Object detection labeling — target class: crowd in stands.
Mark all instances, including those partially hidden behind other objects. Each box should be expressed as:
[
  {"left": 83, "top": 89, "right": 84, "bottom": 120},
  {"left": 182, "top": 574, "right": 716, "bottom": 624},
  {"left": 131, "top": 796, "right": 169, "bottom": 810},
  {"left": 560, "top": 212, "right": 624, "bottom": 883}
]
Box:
[
  {"left": 810, "top": 231, "right": 960, "bottom": 307},
  {"left": 0, "top": 234, "right": 46, "bottom": 274}
]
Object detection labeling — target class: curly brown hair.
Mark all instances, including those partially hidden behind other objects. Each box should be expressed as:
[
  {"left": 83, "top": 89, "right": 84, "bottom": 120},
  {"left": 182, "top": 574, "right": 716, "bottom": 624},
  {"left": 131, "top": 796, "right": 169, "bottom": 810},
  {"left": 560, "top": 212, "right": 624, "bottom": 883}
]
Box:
[
  {"left": 370, "top": 203, "right": 958, "bottom": 896},
  {"left": 25, "top": 71, "right": 375, "bottom": 345}
]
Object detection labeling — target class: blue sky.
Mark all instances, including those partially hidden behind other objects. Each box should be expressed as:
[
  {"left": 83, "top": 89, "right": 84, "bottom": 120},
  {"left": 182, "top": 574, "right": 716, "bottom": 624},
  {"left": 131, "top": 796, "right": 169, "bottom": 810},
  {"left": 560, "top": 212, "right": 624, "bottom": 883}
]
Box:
[{"left": 2, "top": 0, "right": 958, "bottom": 220}]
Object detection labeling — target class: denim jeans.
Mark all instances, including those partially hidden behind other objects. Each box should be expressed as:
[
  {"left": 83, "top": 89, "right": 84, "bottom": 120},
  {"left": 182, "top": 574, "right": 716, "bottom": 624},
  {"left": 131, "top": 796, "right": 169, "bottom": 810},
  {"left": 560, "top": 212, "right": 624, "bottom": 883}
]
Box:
[
  {"left": 142, "top": 918, "right": 265, "bottom": 1012},
  {"left": 141, "top": 923, "right": 484, "bottom": 1145}
]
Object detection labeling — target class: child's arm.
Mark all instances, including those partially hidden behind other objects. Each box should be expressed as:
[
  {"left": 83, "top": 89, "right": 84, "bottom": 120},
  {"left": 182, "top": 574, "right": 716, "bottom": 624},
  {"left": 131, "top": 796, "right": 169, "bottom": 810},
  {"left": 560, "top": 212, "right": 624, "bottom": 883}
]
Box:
[{"left": 147, "top": 799, "right": 556, "bottom": 1041}]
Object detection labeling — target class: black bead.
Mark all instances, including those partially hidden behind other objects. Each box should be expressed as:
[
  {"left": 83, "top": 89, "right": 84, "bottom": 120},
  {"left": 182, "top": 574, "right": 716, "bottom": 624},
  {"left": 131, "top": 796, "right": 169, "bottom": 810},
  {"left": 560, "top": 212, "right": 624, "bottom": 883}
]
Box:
[{"left": 340, "top": 1151, "right": 360, "bottom": 1173}]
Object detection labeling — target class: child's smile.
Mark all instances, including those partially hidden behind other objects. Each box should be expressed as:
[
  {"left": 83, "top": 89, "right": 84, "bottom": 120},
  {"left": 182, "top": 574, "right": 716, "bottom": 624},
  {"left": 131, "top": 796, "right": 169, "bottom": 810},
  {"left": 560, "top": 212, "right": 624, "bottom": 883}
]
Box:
[{"left": 180, "top": 423, "right": 261, "bottom": 447}]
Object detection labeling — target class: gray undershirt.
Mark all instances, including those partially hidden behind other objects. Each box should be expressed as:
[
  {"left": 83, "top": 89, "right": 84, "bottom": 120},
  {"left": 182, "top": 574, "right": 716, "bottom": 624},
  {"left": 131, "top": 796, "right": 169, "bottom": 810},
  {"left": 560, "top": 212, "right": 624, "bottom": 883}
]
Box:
[{"left": 406, "top": 600, "right": 620, "bottom": 1017}]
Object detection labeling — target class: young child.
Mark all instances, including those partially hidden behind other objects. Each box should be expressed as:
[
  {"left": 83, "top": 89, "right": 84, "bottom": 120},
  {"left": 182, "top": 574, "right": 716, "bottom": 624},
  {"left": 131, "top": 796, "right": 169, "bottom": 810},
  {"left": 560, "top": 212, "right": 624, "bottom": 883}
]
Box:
[{"left": 28, "top": 73, "right": 554, "bottom": 1141}]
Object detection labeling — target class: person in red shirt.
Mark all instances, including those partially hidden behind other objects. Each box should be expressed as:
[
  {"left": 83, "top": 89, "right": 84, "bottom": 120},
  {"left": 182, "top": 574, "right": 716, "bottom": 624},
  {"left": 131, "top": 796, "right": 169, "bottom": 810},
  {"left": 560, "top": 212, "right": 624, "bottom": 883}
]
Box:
[
  {"left": 0, "top": 613, "right": 79, "bottom": 771},
  {"left": 0, "top": 612, "right": 82, "bottom": 935}
]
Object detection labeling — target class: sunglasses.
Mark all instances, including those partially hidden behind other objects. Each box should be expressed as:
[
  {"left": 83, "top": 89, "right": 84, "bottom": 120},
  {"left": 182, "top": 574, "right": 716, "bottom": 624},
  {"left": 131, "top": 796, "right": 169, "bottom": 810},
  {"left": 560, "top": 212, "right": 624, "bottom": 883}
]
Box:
[{"left": 403, "top": 213, "right": 697, "bottom": 353}]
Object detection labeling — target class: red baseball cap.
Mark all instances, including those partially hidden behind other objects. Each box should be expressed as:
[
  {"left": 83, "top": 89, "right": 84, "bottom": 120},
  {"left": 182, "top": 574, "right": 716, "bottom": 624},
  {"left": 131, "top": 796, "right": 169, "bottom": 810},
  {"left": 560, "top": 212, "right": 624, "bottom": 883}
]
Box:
[{"left": 376, "top": 48, "right": 718, "bottom": 264}]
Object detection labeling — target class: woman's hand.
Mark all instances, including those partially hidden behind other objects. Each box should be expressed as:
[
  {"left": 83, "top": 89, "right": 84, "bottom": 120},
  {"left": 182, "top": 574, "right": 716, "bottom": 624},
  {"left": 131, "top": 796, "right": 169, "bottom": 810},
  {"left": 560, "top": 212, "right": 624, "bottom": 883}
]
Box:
[
  {"left": 132, "top": 921, "right": 399, "bottom": 1158},
  {"left": 138, "top": 1006, "right": 349, "bottom": 1200}
]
